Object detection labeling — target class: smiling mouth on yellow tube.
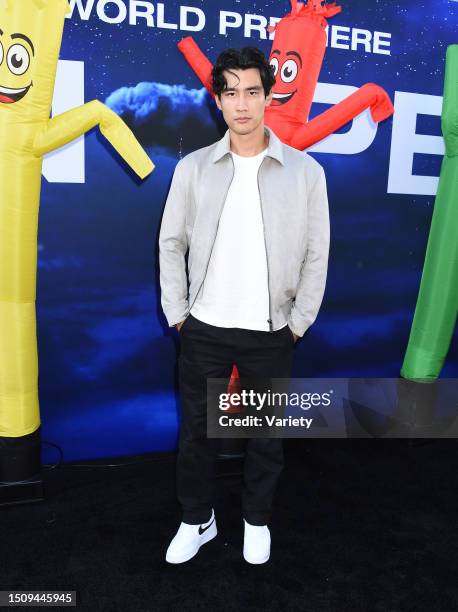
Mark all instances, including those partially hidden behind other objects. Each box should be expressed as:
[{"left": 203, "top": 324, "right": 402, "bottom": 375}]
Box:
[{"left": 0, "top": 82, "right": 32, "bottom": 104}]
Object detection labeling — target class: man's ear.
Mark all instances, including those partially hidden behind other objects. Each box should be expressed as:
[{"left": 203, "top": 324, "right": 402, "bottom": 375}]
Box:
[
  {"left": 265, "top": 90, "right": 273, "bottom": 107},
  {"left": 214, "top": 94, "right": 222, "bottom": 111}
]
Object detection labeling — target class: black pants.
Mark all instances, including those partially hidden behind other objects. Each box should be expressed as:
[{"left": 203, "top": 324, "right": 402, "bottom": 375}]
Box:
[{"left": 176, "top": 314, "right": 294, "bottom": 526}]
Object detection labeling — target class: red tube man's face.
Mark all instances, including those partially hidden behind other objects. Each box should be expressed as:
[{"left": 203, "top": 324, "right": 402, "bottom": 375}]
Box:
[
  {"left": 266, "top": 9, "right": 329, "bottom": 124},
  {"left": 269, "top": 48, "right": 302, "bottom": 107}
]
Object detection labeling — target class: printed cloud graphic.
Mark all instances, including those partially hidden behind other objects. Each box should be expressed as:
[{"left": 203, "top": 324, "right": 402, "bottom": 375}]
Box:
[{"left": 105, "top": 81, "right": 219, "bottom": 151}]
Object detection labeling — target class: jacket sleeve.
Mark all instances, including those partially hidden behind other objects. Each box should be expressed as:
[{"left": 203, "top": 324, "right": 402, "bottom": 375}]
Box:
[
  {"left": 159, "top": 159, "right": 190, "bottom": 326},
  {"left": 288, "top": 164, "right": 330, "bottom": 337}
]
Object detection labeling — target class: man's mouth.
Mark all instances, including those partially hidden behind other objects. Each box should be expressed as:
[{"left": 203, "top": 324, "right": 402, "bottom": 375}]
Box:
[
  {"left": 271, "top": 90, "right": 297, "bottom": 106},
  {"left": 0, "top": 83, "right": 32, "bottom": 104}
]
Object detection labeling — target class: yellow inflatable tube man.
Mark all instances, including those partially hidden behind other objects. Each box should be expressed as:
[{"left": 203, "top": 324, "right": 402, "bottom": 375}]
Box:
[{"left": 0, "top": 0, "right": 154, "bottom": 439}]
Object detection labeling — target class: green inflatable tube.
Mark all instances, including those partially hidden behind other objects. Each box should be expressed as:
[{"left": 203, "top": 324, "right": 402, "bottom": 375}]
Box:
[{"left": 401, "top": 44, "right": 458, "bottom": 381}]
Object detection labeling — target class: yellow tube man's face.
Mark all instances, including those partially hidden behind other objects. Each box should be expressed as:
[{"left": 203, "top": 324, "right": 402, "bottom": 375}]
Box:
[
  {"left": 0, "top": 0, "right": 69, "bottom": 118},
  {"left": 0, "top": 25, "right": 34, "bottom": 104}
]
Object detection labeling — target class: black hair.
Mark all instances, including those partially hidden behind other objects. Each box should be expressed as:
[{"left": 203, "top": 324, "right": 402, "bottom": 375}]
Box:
[{"left": 212, "top": 47, "right": 276, "bottom": 98}]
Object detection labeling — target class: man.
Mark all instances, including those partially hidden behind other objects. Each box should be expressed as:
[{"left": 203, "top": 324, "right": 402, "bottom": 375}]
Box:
[{"left": 159, "top": 47, "right": 330, "bottom": 564}]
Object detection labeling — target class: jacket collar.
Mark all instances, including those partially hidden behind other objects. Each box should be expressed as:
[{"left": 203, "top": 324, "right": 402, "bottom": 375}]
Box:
[{"left": 211, "top": 125, "right": 285, "bottom": 166}]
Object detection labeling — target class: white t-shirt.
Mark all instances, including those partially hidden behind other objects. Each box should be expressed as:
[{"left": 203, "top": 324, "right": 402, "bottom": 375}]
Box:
[{"left": 190, "top": 148, "right": 274, "bottom": 331}]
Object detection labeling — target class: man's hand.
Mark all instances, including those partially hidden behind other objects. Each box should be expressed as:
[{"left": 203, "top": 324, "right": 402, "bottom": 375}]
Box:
[
  {"left": 288, "top": 325, "right": 299, "bottom": 343},
  {"left": 176, "top": 318, "right": 186, "bottom": 332}
]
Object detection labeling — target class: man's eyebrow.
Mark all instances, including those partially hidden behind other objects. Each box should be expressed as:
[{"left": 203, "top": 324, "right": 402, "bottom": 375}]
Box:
[
  {"left": 224, "top": 85, "right": 262, "bottom": 92},
  {"left": 286, "top": 50, "right": 302, "bottom": 67},
  {"left": 11, "top": 33, "right": 35, "bottom": 56}
]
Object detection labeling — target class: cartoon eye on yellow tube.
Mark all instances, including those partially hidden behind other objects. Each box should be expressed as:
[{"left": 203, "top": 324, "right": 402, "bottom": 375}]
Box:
[{"left": 0, "top": 0, "right": 154, "bottom": 480}]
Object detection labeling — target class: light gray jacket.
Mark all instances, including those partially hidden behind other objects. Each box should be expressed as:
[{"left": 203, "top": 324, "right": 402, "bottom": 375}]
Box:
[{"left": 159, "top": 126, "right": 330, "bottom": 337}]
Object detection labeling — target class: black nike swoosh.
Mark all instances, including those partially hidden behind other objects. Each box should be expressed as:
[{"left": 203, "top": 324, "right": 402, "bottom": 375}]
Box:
[{"left": 198, "top": 518, "right": 215, "bottom": 535}]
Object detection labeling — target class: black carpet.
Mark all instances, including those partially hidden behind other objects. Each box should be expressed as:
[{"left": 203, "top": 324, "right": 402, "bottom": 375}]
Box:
[{"left": 2, "top": 440, "right": 458, "bottom": 611}]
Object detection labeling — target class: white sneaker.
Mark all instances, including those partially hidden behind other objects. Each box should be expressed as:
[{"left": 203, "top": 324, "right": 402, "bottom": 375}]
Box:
[
  {"left": 165, "top": 509, "right": 217, "bottom": 564},
  {"left": 243, "top": 518, "right": 271, "bottom": 564}
]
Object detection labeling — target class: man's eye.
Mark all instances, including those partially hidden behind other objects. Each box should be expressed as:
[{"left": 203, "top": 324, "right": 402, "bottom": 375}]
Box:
[{"left": 249, "top": 91, "right": 258, "bottom": 95}]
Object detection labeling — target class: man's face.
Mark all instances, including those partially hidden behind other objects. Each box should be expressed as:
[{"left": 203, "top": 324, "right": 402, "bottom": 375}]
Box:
[{"left": 215, "top": 67, "right": 272, "bottom": 136}]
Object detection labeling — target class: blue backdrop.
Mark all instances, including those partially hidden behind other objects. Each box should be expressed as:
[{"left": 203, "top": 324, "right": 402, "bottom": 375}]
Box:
[{"left": 38, "top": 0, "right": 458, "bottom": 462}]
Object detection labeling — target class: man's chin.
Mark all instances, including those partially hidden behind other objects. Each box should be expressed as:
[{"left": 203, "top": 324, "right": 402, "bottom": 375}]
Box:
[{"left": 232, "top": 125, "right": 251, "bottom": 135}]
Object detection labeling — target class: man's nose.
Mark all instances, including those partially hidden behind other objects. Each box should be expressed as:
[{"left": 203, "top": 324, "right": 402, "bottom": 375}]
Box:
[{"left": 236, "top": 94, "right": 249, "bottom": 111}]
